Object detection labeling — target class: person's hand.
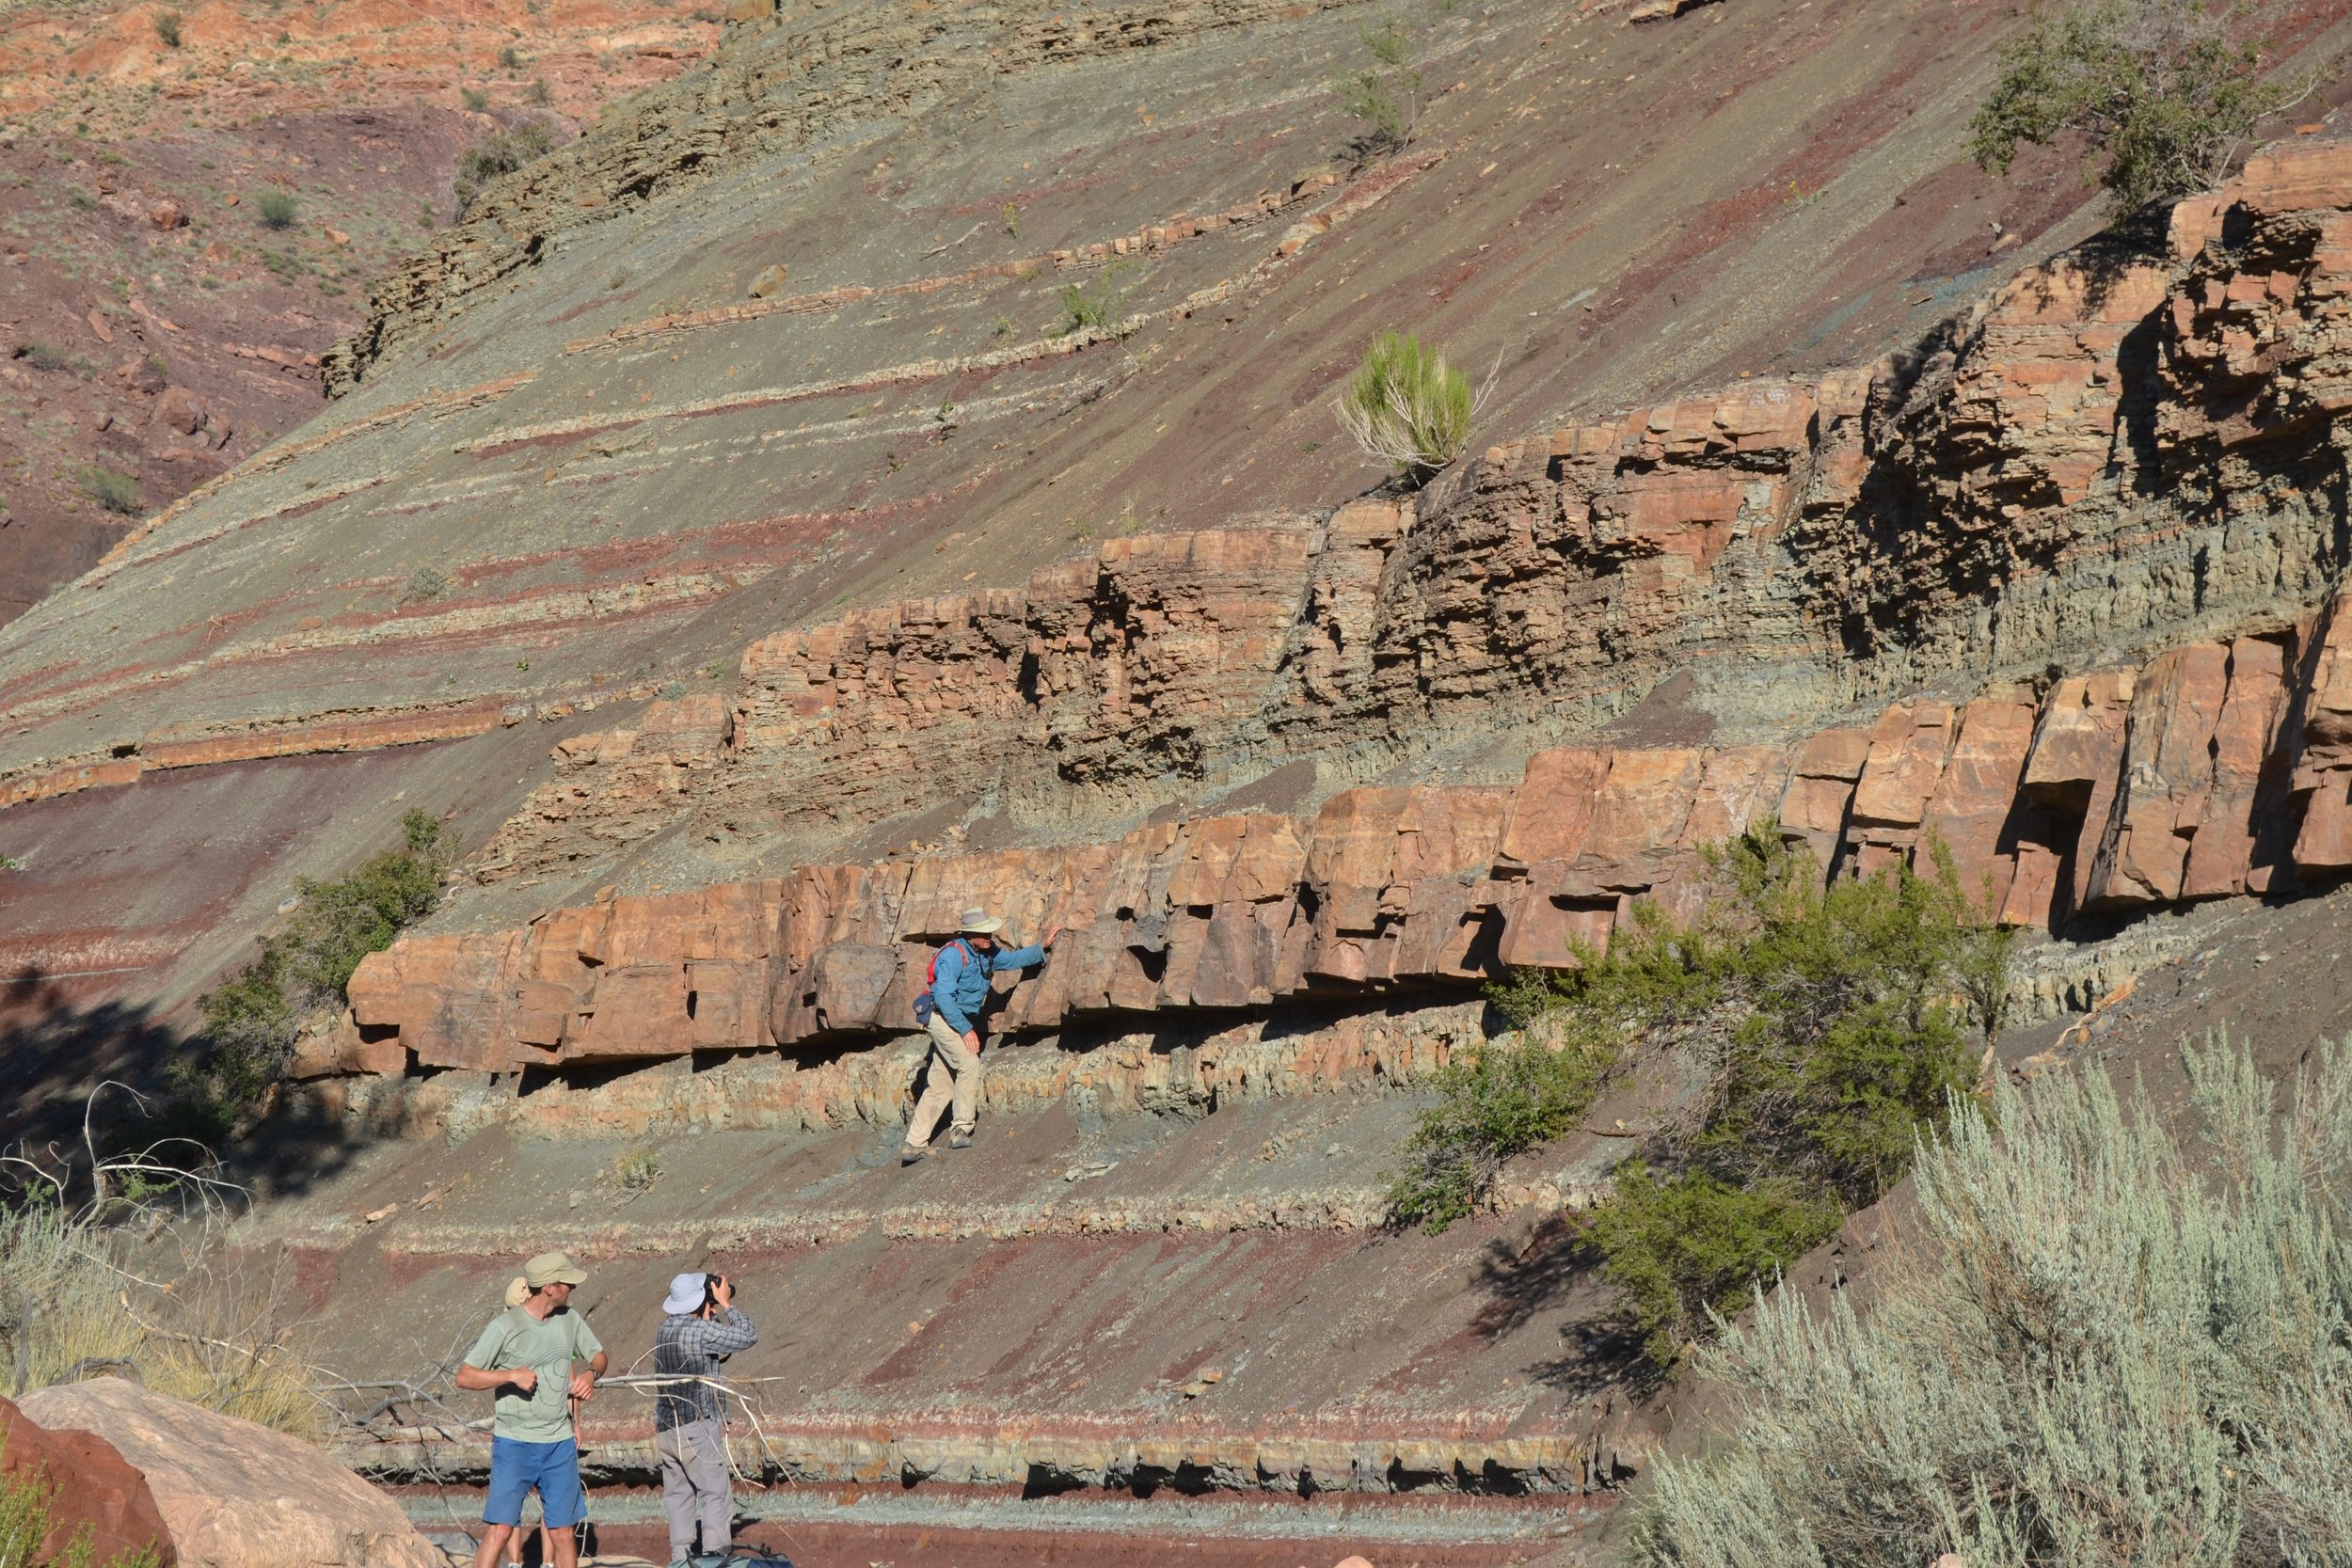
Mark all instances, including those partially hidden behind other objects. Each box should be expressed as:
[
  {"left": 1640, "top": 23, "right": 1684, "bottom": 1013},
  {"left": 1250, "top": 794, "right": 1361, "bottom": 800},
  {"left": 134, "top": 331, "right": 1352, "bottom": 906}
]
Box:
[
  {"left": 712, "top": 1275, "right": 734, "bottom": 1310},
  {"left": 1043, "top": 924, "right": 1063, "bottom": 950},
  {"left": 962, "top": 1029, "right": 981, "bottom": 1054},
  {"left": 506, "top": 1367, "right": 538, "bottom": 1395},
  {"left": 568, "top": 1369, "right": 597, "bottom": 1402}
]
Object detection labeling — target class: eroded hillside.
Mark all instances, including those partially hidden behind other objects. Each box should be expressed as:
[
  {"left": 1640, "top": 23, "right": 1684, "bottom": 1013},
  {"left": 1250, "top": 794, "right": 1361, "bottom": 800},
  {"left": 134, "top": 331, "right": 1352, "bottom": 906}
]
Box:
[
  {"left": 8, "top": 0, "right": 2352, "bottom": 1558},
  {"left": 0, "top": 0, "right": 720, "bottom": 623}
]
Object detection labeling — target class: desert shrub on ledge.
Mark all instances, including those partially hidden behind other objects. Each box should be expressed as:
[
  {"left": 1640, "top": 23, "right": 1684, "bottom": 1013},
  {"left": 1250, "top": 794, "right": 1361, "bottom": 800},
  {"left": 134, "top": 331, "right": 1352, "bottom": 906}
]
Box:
[
  {"left": 1335, "top": 330, "right": 1474, "bottom": 485},
  {"left": 185, "top": 809, "right": 456, "bottom": 1125},
  {"left": 1388, "top": 826, "right": 2010, "bottom": 1363},
  {"left": 1632, "top": 1038, "right": 2352, "bottom": 1568},
  {"left": 1970, "top": 0, "right": 2308, "bottom": 212},
  {"left": 453, "top": 117, "right": 558, "bottom": 219}
]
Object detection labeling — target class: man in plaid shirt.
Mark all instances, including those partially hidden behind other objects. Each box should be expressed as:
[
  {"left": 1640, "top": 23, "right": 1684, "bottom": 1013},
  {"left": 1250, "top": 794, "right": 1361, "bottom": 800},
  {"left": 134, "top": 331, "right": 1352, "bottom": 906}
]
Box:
[{"left": 652, "top": 1273, "right": 758, "bottom": 1566}]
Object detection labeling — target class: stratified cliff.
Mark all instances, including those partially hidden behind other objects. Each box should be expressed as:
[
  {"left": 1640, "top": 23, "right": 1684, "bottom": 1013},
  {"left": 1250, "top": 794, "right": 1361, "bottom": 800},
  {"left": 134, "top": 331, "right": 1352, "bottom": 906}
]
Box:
[{"left": 8, "top": 0, "right": 2352, "bottom": 1553}]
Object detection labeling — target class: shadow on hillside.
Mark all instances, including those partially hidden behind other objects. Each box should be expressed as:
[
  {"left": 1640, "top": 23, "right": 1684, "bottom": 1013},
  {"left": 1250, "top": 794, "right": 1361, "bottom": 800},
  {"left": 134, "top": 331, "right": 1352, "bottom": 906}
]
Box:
[
  {"left": 1467, "top": 1212, "right": 1658, "bottom": 1399},
  {"left": 0, "top": 964, "right": 368, "bottom": 1207}
]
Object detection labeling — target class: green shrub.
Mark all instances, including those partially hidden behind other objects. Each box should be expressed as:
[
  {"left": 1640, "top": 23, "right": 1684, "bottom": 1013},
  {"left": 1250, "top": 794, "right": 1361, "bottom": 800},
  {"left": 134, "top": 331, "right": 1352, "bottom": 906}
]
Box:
[
  {"left": 1630, "top": 1037, "right": 2352, "bottom": 1568},
  {"left": 76, "top": 465, "right": 142, "bottom": 515},
  {"left": 1334, "top": 18, "right": 1421, "bottom": 158},
  {"left": 1334, "top": 329, "right": 1472, "bottom": 484},
  {"left": 460, "top": 85, "right": 489, "bottom": 111},
  {"left": 1969, "top": 0, "right": 2304, "bottom": 212},
  {"left": 152, "top": 8, "right": 182, "bottom": 47},
  {"left": 498, "top": 43, "right": 522, "bottom": 71},
  {"left": 186, "top": 810, "right": 457, "bottom": 1120},
  {"left": 613, "top": 1146, "right": 660, "bottom": 1191},
  {"left": 252, "top": 186, "right": 297, "bottom": 230},
  {"left": 65, "top": 185, "right": 95, "bottom": 211},
  {"left": 18, "top": 342, "right": 69, "bottom": 372},
  {"left": 527, "top": 76, "right": 552, "bottom": 106},
  {"left": 1056, "top": 261, "right": 1135, "bottom": 337},
  {"left": 1391, "top": 825, "right": 2007, "bottom": 1360},
  {"left": 402, "top": 564, "right": 451, "bottom": 603},
  {"left": 452, "top": 118, "right": 556, "bottom": 217},
  {"left": 1585, "top": 1161, "right": 1841, "bottom": 1363}
]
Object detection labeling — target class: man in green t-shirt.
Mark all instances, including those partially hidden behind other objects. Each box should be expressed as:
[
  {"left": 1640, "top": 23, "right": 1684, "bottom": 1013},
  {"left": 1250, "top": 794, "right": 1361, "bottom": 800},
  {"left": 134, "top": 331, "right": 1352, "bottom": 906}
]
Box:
[{"left": 455, "top": 1251, "right": 609, "bottom": 1568}]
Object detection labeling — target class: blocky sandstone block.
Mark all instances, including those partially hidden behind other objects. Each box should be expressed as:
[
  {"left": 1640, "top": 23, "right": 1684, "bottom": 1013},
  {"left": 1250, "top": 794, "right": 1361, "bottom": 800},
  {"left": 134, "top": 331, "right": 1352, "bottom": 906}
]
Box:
[{"left": 1499, "top": 749, "right": 1609, "bottom": 866}]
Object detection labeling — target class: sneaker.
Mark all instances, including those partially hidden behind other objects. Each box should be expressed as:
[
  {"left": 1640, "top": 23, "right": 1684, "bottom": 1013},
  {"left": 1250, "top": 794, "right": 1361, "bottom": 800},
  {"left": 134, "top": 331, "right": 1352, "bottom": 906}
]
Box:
[
  {"left": 947, "top": 1130, "right": 973, "bottom": 1150},
  {"left": 899, "top": 1145, "right": 928, "bottom": 1166}
]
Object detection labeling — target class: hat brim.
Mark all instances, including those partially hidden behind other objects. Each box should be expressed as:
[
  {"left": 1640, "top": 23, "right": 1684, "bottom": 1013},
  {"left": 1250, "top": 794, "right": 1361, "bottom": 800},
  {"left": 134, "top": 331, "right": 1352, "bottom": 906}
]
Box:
[
  {"left": 529, "top": 1267, "right": 587, "bottom": 1288},
  {"left": 661, "top": 1289, "right": 703, "bottom": 1314},
  {"left": 961, "top": 918, "right": 1004, "bottom": 935}
]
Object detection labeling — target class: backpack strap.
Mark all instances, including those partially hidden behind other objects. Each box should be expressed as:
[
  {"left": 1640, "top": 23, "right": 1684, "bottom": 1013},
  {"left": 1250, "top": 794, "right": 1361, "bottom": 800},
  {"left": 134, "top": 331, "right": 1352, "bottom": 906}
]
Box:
[{"left": 926, "top": 937, "right": 974, "bottom": 987}]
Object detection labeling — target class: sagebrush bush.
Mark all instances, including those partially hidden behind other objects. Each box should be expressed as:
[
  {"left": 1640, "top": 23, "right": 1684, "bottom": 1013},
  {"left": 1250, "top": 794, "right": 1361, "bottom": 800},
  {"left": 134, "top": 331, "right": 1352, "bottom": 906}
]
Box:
[
  {"left": 151, "top": 8, "right": 181, "bottom": 47},
  {"left": 187, "top": 809, "right": 456, "bottom": 1120},
  {"left": 453, "top": 119, "right": 556, "bottom": 216},
  {"left": 252, "top": 187, "right": 297, "bottom": 230},
  {"left": 1630, "top": 1037, "right": 2352, "bottom": 1568},
  {"left": 1969, "top": 0, "right": 2302, "bottom": 212},
  {"left": 1336, "top": 330, "right": 1473, "bottom": 484},
  {"left": 0, "top": 1203, "right": 323, "bottom": 1442}
]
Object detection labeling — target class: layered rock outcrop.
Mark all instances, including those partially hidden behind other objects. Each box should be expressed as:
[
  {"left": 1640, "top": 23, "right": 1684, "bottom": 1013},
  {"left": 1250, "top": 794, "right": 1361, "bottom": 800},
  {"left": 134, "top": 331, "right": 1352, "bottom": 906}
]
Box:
[
  {"left": 335, "top": 563, "right": 2352, "bottom": 1078},
  {"left": 426, "top": 149, "right": 2352, "bottom": 911}
]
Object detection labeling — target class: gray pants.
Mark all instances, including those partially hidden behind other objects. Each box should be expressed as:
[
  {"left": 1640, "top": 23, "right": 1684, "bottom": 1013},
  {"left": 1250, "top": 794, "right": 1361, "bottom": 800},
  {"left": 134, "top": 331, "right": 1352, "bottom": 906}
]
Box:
[{"left": 655, "top": 1417, "right": 730, "bottom": 1563}]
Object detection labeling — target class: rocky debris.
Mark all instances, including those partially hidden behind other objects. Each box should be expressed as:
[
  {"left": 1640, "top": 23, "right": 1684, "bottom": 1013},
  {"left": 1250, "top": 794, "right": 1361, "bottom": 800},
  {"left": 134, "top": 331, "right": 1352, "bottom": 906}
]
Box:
[
  {"left": 148, "top": 198, "right": 185, "bottom": 230},
  {"left": 338, "top": 571, "right": 2352, "bottom": 1079},
  {"left": 18, "top": 1378, "right": 440, "bottom": 1568},
  {"left": 746, "top": 262, "right": 787, "bottom": 298},
  {"left": 151, "top": 385, "right": 206, "bottom": 436},
  {"left": 0, "top": 1391, "right": 175, "bottom": 1567}
]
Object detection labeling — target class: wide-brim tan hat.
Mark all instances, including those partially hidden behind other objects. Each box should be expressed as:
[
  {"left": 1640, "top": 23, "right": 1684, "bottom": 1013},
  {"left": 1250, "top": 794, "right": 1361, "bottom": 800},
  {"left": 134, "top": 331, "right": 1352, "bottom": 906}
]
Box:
[
  {"left": 958, "top": 906, "right": 1004, "bottom": 935},
  {"left": 523, "top": 1250, "right": 588, "bottom": 1289}
]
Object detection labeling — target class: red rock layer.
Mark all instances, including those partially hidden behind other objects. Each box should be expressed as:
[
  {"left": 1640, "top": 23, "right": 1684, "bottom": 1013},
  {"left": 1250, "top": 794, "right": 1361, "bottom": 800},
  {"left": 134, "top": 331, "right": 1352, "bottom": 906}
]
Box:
[
  {"left": 0, "top": 1393, "right": 176, "bottom": 1568},
  {"left": 327, "top": 578, "right": 2352, "bottom": 1078}
]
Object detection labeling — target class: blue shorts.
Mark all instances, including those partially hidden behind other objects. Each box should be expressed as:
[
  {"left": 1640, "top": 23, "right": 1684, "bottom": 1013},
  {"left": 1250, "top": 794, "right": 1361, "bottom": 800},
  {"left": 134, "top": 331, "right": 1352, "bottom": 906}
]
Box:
[{"left": 485, "top": 1435, "right": 585, "bottom": 1528}]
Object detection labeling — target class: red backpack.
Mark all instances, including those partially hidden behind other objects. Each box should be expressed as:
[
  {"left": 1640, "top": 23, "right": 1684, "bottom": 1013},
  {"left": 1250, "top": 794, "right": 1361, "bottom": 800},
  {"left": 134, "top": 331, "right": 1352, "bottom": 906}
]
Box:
[{"left": 912, "top": 938, "right": 975, "bottom": 1024}]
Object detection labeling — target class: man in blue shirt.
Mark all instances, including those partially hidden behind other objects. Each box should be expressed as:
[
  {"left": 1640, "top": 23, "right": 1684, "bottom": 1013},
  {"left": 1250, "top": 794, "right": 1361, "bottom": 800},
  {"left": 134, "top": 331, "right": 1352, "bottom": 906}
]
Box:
[{"left": 902, "top": 905, "right": 1058, "bottom": 1165}]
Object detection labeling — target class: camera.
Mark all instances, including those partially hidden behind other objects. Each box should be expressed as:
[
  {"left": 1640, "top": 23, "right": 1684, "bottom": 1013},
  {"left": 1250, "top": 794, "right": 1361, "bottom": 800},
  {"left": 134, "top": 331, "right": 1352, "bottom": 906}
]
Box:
[{"left": 701, "top": 1273, "right": 729, "bottom": 1311}]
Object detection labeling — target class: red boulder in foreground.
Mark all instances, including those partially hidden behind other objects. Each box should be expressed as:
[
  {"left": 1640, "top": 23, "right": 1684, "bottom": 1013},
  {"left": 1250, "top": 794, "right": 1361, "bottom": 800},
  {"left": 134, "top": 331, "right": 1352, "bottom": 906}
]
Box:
[{"left": 0, "top": 1391, "right": 175, "bottom": 1567}]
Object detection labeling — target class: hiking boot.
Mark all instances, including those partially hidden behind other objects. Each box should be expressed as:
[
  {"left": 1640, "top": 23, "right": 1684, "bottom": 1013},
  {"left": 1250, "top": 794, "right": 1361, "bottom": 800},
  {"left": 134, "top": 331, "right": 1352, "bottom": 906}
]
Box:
[
  {"left": 947, "top": 1130, "right": 973, "bottom": 1150},
  {"left": 899, "top": 1145, "right": 928, "bottom": 1166}
]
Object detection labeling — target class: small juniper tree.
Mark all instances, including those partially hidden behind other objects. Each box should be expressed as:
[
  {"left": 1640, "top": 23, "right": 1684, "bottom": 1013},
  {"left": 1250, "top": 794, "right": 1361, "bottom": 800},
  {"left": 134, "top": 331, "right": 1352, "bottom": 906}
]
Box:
[{"left": 1970, "top": 0, "right": 2308, "bottom": 212}]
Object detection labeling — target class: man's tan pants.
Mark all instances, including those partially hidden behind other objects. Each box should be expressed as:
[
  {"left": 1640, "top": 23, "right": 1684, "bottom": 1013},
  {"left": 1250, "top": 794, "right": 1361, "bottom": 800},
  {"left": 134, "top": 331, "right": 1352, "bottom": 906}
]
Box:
[{"left": 906, "top": 1014, "right": 981, "bottom": 1149}]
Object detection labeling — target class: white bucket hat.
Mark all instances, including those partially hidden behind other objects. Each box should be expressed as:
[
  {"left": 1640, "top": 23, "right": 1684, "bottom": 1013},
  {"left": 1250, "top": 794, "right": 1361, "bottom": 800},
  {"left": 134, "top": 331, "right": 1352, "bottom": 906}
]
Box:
[
  {"left": 661, "top": 1272, "right": 707, "bottom": 1315},
  {"left": 958, "top": 906, "right": 1004, "bottom": 935}
]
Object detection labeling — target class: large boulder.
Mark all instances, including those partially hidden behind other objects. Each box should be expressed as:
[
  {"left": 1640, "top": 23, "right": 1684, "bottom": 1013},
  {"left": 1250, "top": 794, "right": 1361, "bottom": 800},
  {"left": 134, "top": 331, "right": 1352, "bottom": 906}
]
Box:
[
  {"left": 18, "top": 1379, "right": 438, "bottom": 1568},
  {"left": 0, "top": 1392, "right": 174, "bottom": 1566}
]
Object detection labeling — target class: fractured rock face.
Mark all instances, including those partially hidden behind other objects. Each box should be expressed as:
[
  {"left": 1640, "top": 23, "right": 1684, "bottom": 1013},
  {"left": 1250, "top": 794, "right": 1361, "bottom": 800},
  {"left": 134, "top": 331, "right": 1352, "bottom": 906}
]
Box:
[{"left": 334, "top": 576, "right": 2352, "bottom": 1080}]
